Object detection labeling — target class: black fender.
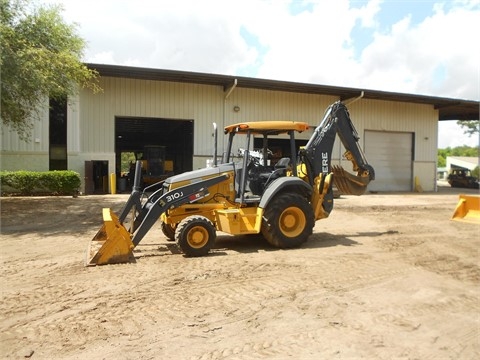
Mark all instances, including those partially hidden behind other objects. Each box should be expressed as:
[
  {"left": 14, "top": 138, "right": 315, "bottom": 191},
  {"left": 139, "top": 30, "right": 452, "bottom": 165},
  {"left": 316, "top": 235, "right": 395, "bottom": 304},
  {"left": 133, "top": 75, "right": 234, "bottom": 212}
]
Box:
[{"left": 259, "top": 177, "right": 312, "bottom": 209}]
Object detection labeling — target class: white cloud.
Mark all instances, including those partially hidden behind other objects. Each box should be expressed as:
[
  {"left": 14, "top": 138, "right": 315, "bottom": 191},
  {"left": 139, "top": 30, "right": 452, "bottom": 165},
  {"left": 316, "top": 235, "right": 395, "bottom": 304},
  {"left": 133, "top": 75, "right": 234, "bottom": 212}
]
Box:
[
  {"left": 46, "top": 0, "right": 479, "bottom": 101},
  {"left": 438, "top": 121, "right": 479, "bottom": 148},
  {"left": 242, "top": 0, "right": 366, "bottom": 85},
  {"left": 43, "top": 0, "right": 479, "bottom": 148},
  {"left": 356, "top": 0, "right": 382, "bottom": 28},
  {"left": 49, "top": 0, "right": 256, "bottom": 72}
]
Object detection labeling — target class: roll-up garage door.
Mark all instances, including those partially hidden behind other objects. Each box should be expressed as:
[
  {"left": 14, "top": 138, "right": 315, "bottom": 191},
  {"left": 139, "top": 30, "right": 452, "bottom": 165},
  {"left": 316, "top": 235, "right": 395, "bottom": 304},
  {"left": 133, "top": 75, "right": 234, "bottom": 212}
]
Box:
[{"left": 364, "top": 131, "right": 413, "bottom": 192}]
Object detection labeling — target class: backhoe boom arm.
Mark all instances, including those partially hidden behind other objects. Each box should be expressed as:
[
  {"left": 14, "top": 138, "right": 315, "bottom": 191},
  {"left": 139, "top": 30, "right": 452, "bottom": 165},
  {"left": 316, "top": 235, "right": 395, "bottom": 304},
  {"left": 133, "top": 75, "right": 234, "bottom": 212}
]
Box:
[{"left": 301, "top": 101, "right": 374, "bottom": 196}]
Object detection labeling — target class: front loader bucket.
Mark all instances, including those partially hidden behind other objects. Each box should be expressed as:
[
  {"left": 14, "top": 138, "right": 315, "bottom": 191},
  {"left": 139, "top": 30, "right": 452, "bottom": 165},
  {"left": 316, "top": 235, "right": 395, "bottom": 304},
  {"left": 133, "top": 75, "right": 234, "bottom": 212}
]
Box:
[
  {"left": 451, "top": 194, "right": 480, "bottom": 224},
  {"left": 332, "top": 165, "right": 370, "bottom": 196},
  {"left": 85, "top": 208, "right": 135, "bottom": 266}
]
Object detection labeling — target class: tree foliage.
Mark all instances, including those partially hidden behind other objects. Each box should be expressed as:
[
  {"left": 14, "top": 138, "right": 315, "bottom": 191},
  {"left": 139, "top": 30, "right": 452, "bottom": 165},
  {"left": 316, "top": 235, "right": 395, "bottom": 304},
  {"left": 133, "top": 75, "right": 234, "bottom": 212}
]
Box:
[
  {"left": 457, "top": 120, "right": 480, "bottom": 137},
  {"left": 472, "top": 166, "right": 480, "bottom": 179},
  {"left": 438, "top": 145, "right": 479, "bottom": 167},
  {"left": 0, "top": 0, "right": 100, "bottom": 140}
]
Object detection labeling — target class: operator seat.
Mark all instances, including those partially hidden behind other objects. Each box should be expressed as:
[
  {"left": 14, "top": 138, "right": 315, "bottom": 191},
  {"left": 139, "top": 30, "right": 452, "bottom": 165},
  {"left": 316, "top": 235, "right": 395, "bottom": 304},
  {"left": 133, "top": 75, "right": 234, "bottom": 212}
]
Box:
[
  {"left": 264, "top": 157, "right": 290, "bottom": 181},
  {"left": 252, "top": 157, "right": 291, "bottom": 194}
]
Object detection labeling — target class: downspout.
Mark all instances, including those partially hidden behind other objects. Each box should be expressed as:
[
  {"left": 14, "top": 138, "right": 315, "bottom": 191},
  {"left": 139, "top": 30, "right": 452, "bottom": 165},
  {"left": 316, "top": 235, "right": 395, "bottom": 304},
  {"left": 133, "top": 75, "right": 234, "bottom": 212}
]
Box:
[
  {"left": 223, "top": 79, "right": 238, "bottom": 158},
  {"left": 225, "top": 78, "right": 238, "bottom": 100},
  {"left": 343, "top": 90, "right": 364, "bottom": 106}
]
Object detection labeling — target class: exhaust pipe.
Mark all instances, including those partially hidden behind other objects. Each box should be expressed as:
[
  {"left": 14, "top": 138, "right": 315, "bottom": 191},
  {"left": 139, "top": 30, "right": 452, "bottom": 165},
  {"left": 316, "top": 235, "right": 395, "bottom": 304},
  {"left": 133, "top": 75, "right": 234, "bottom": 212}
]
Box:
[{"left": 213, "top": 122, "right": 218, "bottom": 166}]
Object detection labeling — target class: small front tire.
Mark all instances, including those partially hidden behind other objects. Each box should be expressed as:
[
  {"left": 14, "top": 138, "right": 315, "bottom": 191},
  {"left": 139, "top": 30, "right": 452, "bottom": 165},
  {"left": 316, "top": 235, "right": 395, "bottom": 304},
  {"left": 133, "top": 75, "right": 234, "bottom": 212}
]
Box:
[
  {"left": 161, "top": 221, "right": 176, "bottom": 241},
  {"left": 175, "top": 216, "right": 216, "bottom": 257}
]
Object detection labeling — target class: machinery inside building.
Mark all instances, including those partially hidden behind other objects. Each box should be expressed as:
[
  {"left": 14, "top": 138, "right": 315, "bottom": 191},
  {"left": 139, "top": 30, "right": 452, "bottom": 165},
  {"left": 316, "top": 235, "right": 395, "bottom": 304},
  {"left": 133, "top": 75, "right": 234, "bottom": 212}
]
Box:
[{"left": 114, "top": 117, "right": 194, "bottom": 191}]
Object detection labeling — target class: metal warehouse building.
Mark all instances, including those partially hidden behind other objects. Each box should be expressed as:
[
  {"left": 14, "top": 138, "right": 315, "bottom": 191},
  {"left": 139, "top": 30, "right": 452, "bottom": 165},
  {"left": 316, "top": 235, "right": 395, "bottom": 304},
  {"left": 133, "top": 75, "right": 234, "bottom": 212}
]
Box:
[{"left": 1, "top": 63, "right": 478, "bottom": 194}]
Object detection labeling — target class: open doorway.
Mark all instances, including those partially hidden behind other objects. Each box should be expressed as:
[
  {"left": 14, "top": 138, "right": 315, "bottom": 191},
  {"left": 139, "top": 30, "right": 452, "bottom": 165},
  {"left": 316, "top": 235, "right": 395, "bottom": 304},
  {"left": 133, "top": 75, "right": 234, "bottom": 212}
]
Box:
[
  {"left": 115, "top": 117, "right": 194, "bottom": 190},
  {"left": 84, "top": 160, "right": 109, "bottom": 194}
]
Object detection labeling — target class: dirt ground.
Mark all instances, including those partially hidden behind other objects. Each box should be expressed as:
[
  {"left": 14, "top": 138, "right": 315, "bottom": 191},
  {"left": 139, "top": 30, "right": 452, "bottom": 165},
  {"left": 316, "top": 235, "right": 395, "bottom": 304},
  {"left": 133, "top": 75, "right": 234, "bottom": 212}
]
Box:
[{"left": 1, "top": 184, "right": 479, "bottom": 359}]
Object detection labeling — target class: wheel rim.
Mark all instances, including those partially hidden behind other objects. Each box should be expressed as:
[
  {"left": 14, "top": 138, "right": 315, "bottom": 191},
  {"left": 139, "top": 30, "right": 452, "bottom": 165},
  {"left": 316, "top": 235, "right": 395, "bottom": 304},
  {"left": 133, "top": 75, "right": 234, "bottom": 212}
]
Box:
[
  {"left": 279, "top": 206, "right": 306, "bottom": 237},
  {"left": 187, "top": 226, "right": 209, "bottom": 248}
]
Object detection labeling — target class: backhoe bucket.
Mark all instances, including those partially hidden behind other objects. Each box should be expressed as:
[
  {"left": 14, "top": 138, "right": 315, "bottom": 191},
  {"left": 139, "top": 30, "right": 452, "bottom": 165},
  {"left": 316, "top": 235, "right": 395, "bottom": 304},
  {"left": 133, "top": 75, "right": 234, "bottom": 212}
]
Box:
[
  {"left": 451, "top": 194, "right": 480, "bottom": 224},
  {"left": 332, "top": 165, "right": 370, "bottom": 196},
  {"left": 85, "top": 208, "right": 135, "bottom": 266}
]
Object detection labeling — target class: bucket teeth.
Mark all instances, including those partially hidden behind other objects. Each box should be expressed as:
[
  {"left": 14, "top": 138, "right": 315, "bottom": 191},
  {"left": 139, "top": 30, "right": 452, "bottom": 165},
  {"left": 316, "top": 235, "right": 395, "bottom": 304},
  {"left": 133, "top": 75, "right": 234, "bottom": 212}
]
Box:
[{"left": 332, "top": 165, "right": 370, "bottom": 196}]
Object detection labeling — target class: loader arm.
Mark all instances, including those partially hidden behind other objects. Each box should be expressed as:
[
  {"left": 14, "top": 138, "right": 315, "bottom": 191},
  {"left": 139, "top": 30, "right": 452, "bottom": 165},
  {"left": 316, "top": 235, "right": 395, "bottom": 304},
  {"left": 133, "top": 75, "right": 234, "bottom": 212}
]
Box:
[
  {"left": 130, "top": 174, "right": 229, "bottom": 246},
  {"left": 86, "top": 172, "right": 229, "bottom": 266},
  {"left": 118, "top": 160, "right": 144, "bottom": 224}
]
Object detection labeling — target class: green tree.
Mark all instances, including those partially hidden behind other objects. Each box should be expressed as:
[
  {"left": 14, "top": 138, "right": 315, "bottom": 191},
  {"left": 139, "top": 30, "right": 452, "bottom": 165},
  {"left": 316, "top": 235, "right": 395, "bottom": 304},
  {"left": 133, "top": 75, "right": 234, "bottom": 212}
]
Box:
[
  {"left": 451, "top": 145, "right": 479, "bottom": 157},
  {"left": 437, "top": 154, "right": 446, "bottom": 168},
  {"left": 457, "top": 120, "right": 480, "bottom": 137},
  {"left": 0, "top": 0, "right": 100, "bottom": 140},
  {"left": 472, "top": 166, "right": 480, "bottom": 179},
  {"left": 437, "top": 146, "right": 480, "bottom": 167}
]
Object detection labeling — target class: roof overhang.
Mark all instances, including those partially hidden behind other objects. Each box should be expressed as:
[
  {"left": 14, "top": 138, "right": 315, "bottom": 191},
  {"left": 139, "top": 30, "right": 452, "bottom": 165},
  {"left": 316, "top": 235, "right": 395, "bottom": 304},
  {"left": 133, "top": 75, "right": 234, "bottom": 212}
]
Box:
[{"left": 86, "top": 63, "right": 479, "bottom": 121}]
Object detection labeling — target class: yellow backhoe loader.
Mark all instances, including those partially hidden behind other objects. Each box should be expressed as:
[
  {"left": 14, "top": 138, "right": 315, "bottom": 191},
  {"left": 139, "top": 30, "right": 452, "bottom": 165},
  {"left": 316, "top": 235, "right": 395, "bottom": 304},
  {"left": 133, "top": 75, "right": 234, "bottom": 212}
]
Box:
[{"left": 86, "top": 101, "right": 375, "bottom": 266}]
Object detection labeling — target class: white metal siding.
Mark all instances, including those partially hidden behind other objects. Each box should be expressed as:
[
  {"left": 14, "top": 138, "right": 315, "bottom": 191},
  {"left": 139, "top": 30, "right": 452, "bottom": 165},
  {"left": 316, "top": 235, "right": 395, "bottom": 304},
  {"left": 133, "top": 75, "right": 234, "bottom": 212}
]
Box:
[
  {"left": 365, "top": 131, "right": 413, "bottom": 192},
  {"left": 0, "top": 75, "right": 441, "bottom": 193},
  {"left": 0, "top": 99, "right": 50, "bottom": 171},
  {"left": 78, "top": 77, "right": 224, "bottom": 156},
  {"left": 222, "top": 88, "right": 334, "bottom": 157},
  {"left": 413, "top": 162, "right": 436, "bottom": 192},
  {"left": 78, "top": 77, "right": 338, "bottom": 158},
  {"left": 348, "top": 99, "right": 438, "bottom": 161}
]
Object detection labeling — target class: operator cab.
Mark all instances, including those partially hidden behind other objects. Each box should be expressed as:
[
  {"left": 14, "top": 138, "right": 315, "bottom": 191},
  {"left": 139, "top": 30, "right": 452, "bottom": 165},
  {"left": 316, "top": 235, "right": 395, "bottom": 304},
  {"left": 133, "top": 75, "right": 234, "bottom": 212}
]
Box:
[
  {"left": 245, "top": 153, "right": 291, "bottom": 196},
  {"left": 222, "top": 121, "right": 310, "bottom": 204}
]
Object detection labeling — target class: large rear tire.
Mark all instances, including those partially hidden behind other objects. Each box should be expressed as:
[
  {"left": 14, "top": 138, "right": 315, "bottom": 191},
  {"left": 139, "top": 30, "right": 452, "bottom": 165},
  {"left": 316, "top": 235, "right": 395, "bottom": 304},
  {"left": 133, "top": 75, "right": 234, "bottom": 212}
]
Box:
[
  {"left": 175, "top": 216, "right": 216, "bottom": 257},
  {"left": 161, "top": 221, "right": 176, "bottom": 242},
  {"left": 261, "top": 193, "right": 314, "bottom": 248}
]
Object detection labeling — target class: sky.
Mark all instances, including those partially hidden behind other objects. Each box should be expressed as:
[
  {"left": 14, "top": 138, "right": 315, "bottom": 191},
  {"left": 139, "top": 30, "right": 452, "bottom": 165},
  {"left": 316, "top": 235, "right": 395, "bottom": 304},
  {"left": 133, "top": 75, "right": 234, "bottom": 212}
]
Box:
[{"left": 43, "top": 0, "right": 480, "bottom": 148}]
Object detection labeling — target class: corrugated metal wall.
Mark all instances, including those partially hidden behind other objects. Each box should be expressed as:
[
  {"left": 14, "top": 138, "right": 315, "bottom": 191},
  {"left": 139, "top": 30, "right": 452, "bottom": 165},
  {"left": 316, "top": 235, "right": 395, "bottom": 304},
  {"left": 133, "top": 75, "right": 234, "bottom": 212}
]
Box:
[
  {"left": 348, "top": 99, "right": 438, "bottom": 160},
  {"left": 348, "top": 99, "right": 438, "bottom": 191},
  {"left": 1, "top": 99, "right": 50, "bottom": 152},
  {"left": 76, "top": 77, "right": 336, "bottom": 157},
  {"left": 0, "top": 99, "right": 50, "bottom": 171},
  {"left": 225, "top": 88, "right": 336, "bottom": 126},
  {"left": 1, "top": 75, "right": 439, "bottom": 191},
  {"left": 219, "top": 88, "right": 336, "bottom": 160},
  {"left": 78, "top": 77, "right": 224, "bottom": 155}
]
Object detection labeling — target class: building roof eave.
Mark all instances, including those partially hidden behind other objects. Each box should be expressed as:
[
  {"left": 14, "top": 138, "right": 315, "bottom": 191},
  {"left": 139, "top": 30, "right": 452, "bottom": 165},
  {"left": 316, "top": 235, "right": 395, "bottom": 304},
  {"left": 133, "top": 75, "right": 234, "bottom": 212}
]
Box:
[{"left": 86, "top": 63, "right": 480, "bottom": 121}]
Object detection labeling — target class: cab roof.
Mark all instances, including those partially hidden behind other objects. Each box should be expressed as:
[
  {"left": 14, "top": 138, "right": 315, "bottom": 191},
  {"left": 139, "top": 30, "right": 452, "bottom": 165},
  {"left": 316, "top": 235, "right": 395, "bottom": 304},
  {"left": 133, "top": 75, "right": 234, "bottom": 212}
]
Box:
[{"left": 224, "top": 121, "right": 310, "bottom": 135}]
